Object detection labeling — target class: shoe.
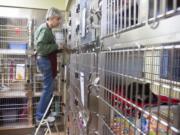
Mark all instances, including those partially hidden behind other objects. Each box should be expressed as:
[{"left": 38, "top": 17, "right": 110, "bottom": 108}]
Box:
[
  {"left": 35, "top": 119, "right": 41, "bottom": 127},
  {"left": 47, "top": 116, "right": 55, "bottom": 123},
  {"left": 35, "top": 115, "right": 55, "bottom": 125}
]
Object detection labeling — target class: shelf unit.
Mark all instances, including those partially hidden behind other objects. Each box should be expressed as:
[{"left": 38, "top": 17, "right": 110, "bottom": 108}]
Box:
[
  {"left": 0, "top": 17, "right": 32, "bottom": 129},
  {"left": 0, "top": 16, "right": 65, "bottom": 131}
]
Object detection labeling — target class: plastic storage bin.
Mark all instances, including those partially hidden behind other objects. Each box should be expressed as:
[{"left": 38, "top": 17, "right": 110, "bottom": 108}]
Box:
[{"left": 8, "top": 43, "right": 27, "bottom": 50}]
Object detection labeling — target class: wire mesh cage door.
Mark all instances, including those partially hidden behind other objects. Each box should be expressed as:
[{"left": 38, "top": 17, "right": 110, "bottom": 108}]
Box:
[
  {"left": 67, "top": 52, "right": 98, "bottom": 135},
  {"left": 97, "top": 46, "right": 180, "bottom": 135}
]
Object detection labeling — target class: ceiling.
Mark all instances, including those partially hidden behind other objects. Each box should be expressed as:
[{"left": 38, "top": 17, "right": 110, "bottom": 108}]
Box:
[{"left": 0, "top": 0, "right": 70, "bottom": 10}]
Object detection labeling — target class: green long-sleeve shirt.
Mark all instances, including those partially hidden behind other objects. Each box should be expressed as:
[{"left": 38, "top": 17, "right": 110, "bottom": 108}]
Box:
[{"left": 34, "top": 23, "right": 58, "bottom": 56}]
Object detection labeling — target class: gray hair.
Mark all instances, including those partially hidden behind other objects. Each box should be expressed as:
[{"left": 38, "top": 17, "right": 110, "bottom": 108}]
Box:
[{"left": 46, "top": 7, "right": 62, "bottom": 20}]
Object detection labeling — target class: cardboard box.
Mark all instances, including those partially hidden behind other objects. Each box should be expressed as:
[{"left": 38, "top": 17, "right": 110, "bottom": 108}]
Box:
[
  {"left": 141, "top": 105, "right": 179, "bottom": 135},
  {"left": 111, "top": 116, "right": 135, "bottom": 135},
  {"left": 16, "top": 64, "right": 25, "bottom": 80}
]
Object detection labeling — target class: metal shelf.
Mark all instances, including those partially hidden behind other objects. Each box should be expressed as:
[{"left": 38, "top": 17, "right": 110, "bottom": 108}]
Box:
[
  {"left": 0, "top": 90, "right": 27, "bottom": 98},
  {"left": 0, "top": 49, "right": 26, "bottom": 55},
  {"left": 0, "top": 123, "right": 33, "bottom": 130}
]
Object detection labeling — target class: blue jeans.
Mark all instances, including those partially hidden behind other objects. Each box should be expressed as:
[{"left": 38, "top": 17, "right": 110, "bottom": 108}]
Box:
[{"left": 36, "top": 57, "right": 54, "bottom": 121}]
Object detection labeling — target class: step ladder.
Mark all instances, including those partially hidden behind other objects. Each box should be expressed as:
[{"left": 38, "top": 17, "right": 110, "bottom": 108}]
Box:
[{"left": 34, "top": 95, "right": 59, "bottom": 135}]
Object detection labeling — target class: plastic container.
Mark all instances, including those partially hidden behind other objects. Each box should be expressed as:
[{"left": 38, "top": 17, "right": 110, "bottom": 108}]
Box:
[{"left": 8, "top": 42, "right": 27, "bottom": 50}]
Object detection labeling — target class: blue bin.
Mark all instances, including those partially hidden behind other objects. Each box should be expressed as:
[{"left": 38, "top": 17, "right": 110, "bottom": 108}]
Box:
[{"left": 8, "top": 43, "right": 27, "bottom": 50}]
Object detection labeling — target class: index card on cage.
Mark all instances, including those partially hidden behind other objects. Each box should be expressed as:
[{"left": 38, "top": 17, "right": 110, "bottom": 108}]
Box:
[
  {"left": 81, "top": 8, "right": 86, "bottom": 37},
  {"left": 80, "top": 72, "right": 85, "bottom": 106},
  {"left": 55, "top": 32, "right": 65, "bottom": 45},
  {"left": 16, "top": 64, "right": 25, "bottom": 80}
]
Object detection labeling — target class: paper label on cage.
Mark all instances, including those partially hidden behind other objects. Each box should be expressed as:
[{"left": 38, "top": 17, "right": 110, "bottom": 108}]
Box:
[
  {"left": 81, "top": 8, "right": 86, "bottom": 37},
  {"left": 16, "top": 64, "right": 25, "bottom": 80},
  {"left": 55, "top": 32, "right": 64, "bottom": 45},
  {"left": 80, "top": 72, "right": 85, "bottom": 106}
]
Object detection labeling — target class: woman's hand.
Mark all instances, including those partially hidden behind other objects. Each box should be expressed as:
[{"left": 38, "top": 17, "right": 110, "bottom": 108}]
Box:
[
  {"left": 57, "top": 44, "right": 75, "bottom": 54},
  {"left": 63, "top": 46, "right": 73, "bottom": 54}
]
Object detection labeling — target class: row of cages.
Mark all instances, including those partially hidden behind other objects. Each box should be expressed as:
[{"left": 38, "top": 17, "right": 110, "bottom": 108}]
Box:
[
  {"left": 68, "top": 44, "right": 180, "bottom": 135},
  {"left": 101, "top": 0, "right": 180, "bottom": 37},
  {"left": 0, "top": 15, "right": 65, "bottom": 129},
  {"left": 66, "top": 0, "right": 180, "bottom": 49}
]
